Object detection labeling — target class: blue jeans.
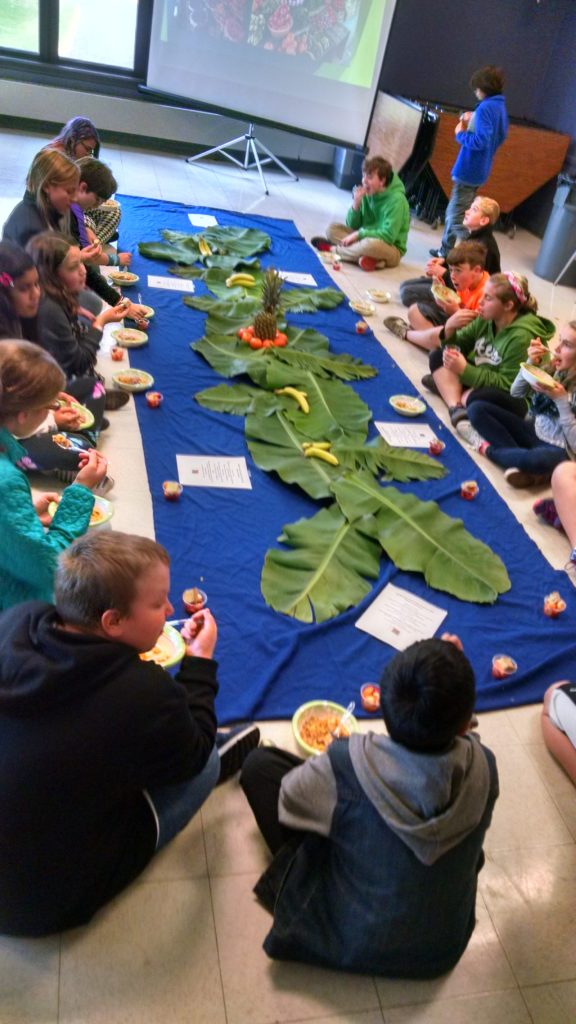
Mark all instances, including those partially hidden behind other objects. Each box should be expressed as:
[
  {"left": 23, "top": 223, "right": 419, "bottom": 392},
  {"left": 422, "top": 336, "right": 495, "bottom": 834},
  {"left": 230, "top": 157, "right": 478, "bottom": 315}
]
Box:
[
  {"left": 469, "top": 401, "right": 569, "bottom": 475},
  {"left": 145, "top": 745, "right": 220, "bottom": 851},
  {"left": 441, "top": 181, "right": 477, "bottom": 255}
]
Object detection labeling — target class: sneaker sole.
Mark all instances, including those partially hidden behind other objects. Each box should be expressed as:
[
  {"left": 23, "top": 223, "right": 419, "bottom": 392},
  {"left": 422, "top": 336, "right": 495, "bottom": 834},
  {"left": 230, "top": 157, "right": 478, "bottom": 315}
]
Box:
[{"left": 218, "top": 725, "right": 260, "bottom": 783}]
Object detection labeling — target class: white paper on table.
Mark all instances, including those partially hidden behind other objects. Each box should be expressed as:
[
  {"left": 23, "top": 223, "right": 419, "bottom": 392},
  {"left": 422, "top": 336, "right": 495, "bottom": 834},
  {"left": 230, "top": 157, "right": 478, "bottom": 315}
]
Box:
[
  {"left": 188, "top": 213, "right": 218, "bottom": 227},
  {"left": 278, "top": 271, "right": 317, "bottom": 287},
  {"left": 355, "top": 583, "right": 447, "bottom": 651},
  {"left": 176, "top": 455, "right": 252, "bottom": 489},
  {"left": 147, "top": 275, "right": 195, "bottom": 292},
  {"left": 375, "top": 421, "right": 439, "bottom": 448}
]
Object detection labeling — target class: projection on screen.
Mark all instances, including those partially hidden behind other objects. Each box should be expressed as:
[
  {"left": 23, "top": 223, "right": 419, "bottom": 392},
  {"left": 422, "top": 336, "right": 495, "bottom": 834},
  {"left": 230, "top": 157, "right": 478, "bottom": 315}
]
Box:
[{"left": 146, "top": 0, "right": 398, "bottom": 147}]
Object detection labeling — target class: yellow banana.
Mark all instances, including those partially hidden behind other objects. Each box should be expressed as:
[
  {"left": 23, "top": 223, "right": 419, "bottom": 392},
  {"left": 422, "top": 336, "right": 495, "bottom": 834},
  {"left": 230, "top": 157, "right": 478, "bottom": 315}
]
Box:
[
  {"left": 275, "top": 386, "right": 309, "bottom": 414},
  {"left": 302, "top": 441, "right": 331, "bottom": 451},
  {"left": 198, "top": 237, "right": 212, "bottom": 256},
  {"left": 226, "top": 272, "right": 256, "bottom": 287},
  {"left": 304, "top": 447, "right": 339, "bottom": 466}
]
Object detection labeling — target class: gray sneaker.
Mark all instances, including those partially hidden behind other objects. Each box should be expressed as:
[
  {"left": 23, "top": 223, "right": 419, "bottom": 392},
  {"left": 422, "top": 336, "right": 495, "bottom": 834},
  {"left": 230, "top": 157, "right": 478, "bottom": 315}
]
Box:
[
  {"left": 456, "top": 420, "right": 486, "bottom": 451},
  {"left": 384, "top": 316, "right": 408, "bottom": 340}
]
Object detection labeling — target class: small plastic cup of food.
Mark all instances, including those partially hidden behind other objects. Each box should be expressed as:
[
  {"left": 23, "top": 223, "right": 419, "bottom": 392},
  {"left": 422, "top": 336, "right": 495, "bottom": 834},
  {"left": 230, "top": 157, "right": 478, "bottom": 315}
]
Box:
[
  {"left": 429, "top": 438, "right": 446, "bottom": 456},
  {"left": 445, "top": 345, "right": 461, "bottom": 354},
  {"left": 145, "top": 390, "right": 163, "bottom": 408},
  {"left": 110, "top": 346, "right": 125, "bottom": 361},
  {"left": 332, "top": 256, "right": 341, "bottom": 271},
  {"left": 491, "top": 654, "right": 518, "bottom": 679},
  {"left": 460, "top": 479, "right": 479, "bottom": 500},
  {"left": 360, "top": 683, "right": 381, "bottom": 712},
  {"left": 355, "top": 320, "right": 369, "bottom": 334},
  {"left": 543, "top": 591, "right": 567, "bottom": 617},
  {"left": 162, "top": 480, "right": 182, "bottom": 501},
  {"left": 182, "top": 587, "right": 207, "bottom": 615}
]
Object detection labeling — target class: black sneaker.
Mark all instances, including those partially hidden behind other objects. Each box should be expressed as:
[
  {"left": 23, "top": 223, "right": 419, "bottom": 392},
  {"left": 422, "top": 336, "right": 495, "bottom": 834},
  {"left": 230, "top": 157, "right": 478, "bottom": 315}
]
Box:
[
  {"left": 217, "top": 724, "right": 260, "bottom": 783},
  {"left": 311, "top": 236, "right": 332, "bottom": 252},
  {"left": 104, "top": 389, "right": 130, "bottom": 411},
  {"left": 429, "top": 247, "right": 444, "bottom": 258},
  {"left": 421, "top": 373, "right": 439, "bottom": 395}
]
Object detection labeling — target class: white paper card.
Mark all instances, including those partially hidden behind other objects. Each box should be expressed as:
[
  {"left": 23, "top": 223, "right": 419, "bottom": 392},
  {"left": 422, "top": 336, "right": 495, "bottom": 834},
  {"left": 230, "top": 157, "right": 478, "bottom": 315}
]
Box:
[
  {"left": 279, "top": 271, "right": 317, "bottom": 287},
  {"left": 188, "top": 213, "right": 218, "bottom": 227},
  {"left": 147, "top": 275, "right": 195, "bottom": 292},
  {"left": 176, "top": 455, "right": 252, "bottom": 490},
  {"left": 375, "top": 421, "right": 438, "bottom": 448},
  {"left": 355, "top": 583, "right": 447, "bottom": 651}
]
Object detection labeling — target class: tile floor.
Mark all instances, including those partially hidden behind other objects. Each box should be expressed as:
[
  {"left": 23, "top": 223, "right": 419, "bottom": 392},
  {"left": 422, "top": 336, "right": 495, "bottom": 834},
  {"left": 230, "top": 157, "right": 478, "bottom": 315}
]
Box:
[{"left": 1, "top": 126, "right": 576, "bottom": 1024}]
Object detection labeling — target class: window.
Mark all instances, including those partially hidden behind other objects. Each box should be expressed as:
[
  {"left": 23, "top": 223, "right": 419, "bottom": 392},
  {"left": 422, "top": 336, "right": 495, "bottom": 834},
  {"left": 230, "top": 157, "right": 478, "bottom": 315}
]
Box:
[
  {"left": 58, "top": 0, "right": 139, "bottom": 70},
  {"left": 0, "top": 0, "right": 40, "bottom": 53}
]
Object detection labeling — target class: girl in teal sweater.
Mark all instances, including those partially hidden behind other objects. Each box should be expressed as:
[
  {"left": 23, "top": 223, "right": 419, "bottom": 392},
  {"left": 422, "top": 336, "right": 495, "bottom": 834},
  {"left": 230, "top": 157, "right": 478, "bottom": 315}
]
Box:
[{"left": 0, "top": 339, "right": 108, "bottom": 610}]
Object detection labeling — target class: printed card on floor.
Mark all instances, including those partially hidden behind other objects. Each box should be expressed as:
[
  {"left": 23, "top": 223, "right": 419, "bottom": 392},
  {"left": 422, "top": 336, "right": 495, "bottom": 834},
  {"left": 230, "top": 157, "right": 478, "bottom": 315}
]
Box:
[
  {"left": 375, "top": 421, "right": 439, "bottom": 448},
  {"left": 147, "top": 275, "right": 195, "bottom": 292},
  {"left": 176, "top": 455, "right": 252, "bottom": 489},
  {"left": 279, "top": 271, "right": 317, "bottom": 287},
  {"left": 355, "top": 583, "right": 447, "bottom": 651},
  {"left": 188, "top": 213, "right": 218, "bottom": 227}
]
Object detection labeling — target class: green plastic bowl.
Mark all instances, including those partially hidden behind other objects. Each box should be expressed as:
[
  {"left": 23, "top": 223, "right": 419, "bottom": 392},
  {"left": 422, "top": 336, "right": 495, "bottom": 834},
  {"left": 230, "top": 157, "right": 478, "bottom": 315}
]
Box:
[{"left": 292, "top": 700, "right": 358, "bottom": 757}]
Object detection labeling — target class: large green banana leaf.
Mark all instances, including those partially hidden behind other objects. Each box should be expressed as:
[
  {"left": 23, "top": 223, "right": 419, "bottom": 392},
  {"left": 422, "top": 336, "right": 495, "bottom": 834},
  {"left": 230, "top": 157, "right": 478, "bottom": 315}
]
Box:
[
  {"left": 261, "top": 504, "right": 382, "bottom": 622},
  {"left": 267, "top": 372, "right": 371, "bottom": 443},
  {"left": 331, "top": 472, "right": 510, "bottom": 604},
  {"left": 196, "top": 383, "right": 281, "bottom": 417},
  {"left": 138, "top": 226, "right": 271, "bottom": 267},
  {"left": 184, "top": 295, "right": 258, "bottom": 318},
  {"left": 333, "top": 438, "right": 447, "bottom": 481},
  {"left": 246, "top": 411, "right": 342, "bottom": 499}
]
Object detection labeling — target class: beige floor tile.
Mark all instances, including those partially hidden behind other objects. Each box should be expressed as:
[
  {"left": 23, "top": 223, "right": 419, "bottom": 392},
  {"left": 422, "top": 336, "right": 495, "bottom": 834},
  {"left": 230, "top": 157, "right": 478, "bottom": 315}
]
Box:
[
  {"left": 507, "top": 704, "right": 545, "bottom": 745},
  {"left": 138, "top": 813, "right": 207, "bottom": 882},
  {"left": 284, "top": 1014, "right": 384, "bottom": 1024},
  {"left": 59, "top": 879, "right": 226, "bottom": 1024},
  {"left": 0, "top": 933, "right": 60, "bottom": 1024},
  {"left": 474, "top": 710, "right": 523, "bottom": 748},
  {"left": 484, "top": 741, "right": 573, "bottom": 852},
  {"left": 211, "top": 872, "right": 380, "bottom": 1024},
  {"left": 201, "top": 779, "right": 270, "bottom": 878},
  {"left": 524, "top": 742, "right": 576, "bottom": 840},
  {"left": 383, "top": 989, "right": 532, "bottom": 1024},
  {"left": 375, "top": 898, "right": 516, "bottom": 1009},
  {"left": 481, "top": 844, "right": 576, "bottom": 985},
  {"left": 522, "top": 979, "right": 576, "bottom": 1023}
]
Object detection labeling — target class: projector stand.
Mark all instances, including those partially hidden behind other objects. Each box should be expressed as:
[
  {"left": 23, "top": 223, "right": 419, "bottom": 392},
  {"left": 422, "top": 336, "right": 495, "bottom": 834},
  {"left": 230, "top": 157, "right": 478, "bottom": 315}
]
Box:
[{"left": 186, "top": 123, "right": 298, "bottom": 195}]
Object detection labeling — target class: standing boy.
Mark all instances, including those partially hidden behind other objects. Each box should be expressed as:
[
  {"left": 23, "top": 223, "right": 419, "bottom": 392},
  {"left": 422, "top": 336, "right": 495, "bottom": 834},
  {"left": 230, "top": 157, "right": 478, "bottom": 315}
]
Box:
[
  {"left": 241, "top": 636, "right": 498, "bottom": 976},
  {"left": 0, "top": 530, "right": 259, "bottom": 936}
]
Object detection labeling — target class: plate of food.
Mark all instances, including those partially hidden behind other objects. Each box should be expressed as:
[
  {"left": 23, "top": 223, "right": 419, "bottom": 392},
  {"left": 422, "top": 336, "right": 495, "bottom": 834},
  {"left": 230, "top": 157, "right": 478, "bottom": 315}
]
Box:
[
  {"left": 349, "top": 299, "right": 375, "bottom": 317},
  {"left": 520, "top": 362, "right": 557, "bottom": 389},
  {"left": 139, "top": 624, "right": 186, "bottom": 669},
  {"left": 365, "top": 288, "right": 391, "bottom": 304},
  {"left": 51, "top": 432, "right": 91, "bottom": 451},
  {"left": 389, "top": 394, "right": 427, "bottom": 417},
  {"left": 55, "top": 399, "right": 94, "bottom": 430},
  {"left": 48, "top": 494, "right": 113, "bottom": 529},
  {"left": 431, "top": 281, "right": 461, "bottom": 305},
  {"left": 107, "top": 270, "right": 139, "bottom": 286},
  {"left": 112, "top": 369, "right": 154, "bottom": 392},
  {"left": 111, "top": 328, "right": 149, "bottom": 348},
  {"left": 127, "top": 304, "right": 155, "bottom": 320},
  {"left": 292, "top": 700, "right": 358, "bottom": 757}
]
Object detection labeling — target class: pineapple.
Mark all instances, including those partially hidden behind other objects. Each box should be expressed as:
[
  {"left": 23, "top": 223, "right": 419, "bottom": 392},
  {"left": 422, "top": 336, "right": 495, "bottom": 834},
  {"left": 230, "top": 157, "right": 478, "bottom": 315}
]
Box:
[{"left": 253, "top": 268, "right": 284, "bottom": 340}]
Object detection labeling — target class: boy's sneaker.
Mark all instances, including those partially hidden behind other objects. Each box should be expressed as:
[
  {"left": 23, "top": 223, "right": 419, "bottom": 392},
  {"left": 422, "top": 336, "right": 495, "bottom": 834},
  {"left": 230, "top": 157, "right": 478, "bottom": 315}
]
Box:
[
  {"left": 384, "top": 316, "right": 408, "bottom": 340},
  {"left": 216, "top": 724, "right": 260, "bottom": 784},
  {"left": 420, "top": 373, "right": 439, "bottom": 396},
  {"left": 429, "top": 247, "right": 444, "bottom": 258},
  {"left": 533, "top": 497, "right": 562, "bottom": 530},
  {"left": 311, "top": 236, "right": 332, "bottom": 252},
  {"left": 456, "top": 420, "right": 489, "bottom": 453},
  {"left": 104, "top": 389, "right": 130, "bottom": 411},
  {"left": 504, "top": 467, "right": 547, "bottom": 489},
  {"left": 449, "top": 404, "right": 468, "bottom": 427},
  {"left": 359, "top": 256, "right": 378, "bottom": 272}
]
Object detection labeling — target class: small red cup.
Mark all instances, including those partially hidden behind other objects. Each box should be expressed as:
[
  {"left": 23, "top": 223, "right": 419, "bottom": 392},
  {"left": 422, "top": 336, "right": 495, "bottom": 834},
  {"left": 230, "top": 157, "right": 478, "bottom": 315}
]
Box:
[
  {"left": 356, "top": 320, "right": 369, "bottom": 334},
  {"left": 182, "top": 587, "right": 207, "bottom": 614},
  {"left": 360, "top": 683, "right": 381, "bottom": 712},
  {"left": 110, "top": 346, "right": 125, "bottom": 361},
  {"left": 429, "top": 439, "right": 445, "bottom": 456},
  {"left": 162, "top": 480, "right": 182, "bottom": 501},
  {"left": 146, "top": 391, "right": 163, "bottom": 408},
  {"left": 491, "top": 654, "right": 517, "bottom": 679},
  {"left": 461, "top": 479, "right": 479, "bottom": 500},
  {"left": 543, "top": 591, "right": 567, "bottom": 617}
]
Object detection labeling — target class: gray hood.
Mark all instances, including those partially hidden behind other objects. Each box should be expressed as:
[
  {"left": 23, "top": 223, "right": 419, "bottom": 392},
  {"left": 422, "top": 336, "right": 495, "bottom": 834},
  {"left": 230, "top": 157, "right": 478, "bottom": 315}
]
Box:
[{"left": 349, "top": 730, "right": 491, "bottom": 865}]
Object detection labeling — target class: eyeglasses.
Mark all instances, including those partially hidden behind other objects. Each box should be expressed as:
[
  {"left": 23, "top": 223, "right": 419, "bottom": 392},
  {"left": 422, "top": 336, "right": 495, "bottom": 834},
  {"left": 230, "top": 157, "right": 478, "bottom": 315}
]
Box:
[{"left": 79, "top": 142, "right": 95, "bottom": 156}]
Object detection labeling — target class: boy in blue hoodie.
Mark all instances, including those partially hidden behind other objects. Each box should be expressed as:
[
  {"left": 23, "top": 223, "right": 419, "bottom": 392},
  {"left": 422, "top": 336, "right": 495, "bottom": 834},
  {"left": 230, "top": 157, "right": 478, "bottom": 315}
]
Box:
[
  {"left": 312, "top": 155, "right": 410, "bottom": 271},
  {"left": 436, "top": 65, "right": 508, "bottom": 258},
  {"left": 241, "top": 635, "right": 498, "bottom": 977}
]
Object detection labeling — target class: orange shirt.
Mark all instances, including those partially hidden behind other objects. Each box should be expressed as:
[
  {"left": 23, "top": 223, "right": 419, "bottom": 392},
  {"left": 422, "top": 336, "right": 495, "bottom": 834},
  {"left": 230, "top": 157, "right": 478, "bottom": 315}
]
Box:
[{"left": 457, "top": 271, "right": 490, "bottom": 311}]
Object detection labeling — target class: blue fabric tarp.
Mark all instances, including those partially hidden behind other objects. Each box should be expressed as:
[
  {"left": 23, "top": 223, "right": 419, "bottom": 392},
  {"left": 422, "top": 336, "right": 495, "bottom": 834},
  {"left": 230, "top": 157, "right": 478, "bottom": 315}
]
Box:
[{"left": 116, "top": 194, "right": 576, "bottom": 722}]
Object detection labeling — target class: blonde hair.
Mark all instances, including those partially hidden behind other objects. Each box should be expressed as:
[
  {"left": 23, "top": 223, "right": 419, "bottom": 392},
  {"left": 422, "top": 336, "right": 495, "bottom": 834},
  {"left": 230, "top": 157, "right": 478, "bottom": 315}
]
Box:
[
  {"left": 490, "top": 273, "right": 538, "bottom": 315},
  {"left": 26, "top": 150, "right": 79, "bottom": 232},
  {"left": 474, "top": 195, "right": 500, "bottom": 225},
  {"left": 55, "top": 531, "right": 170, "bottom": 628},
  {"left": 0, "top": 339, "right": 65, "bottom": 424}
]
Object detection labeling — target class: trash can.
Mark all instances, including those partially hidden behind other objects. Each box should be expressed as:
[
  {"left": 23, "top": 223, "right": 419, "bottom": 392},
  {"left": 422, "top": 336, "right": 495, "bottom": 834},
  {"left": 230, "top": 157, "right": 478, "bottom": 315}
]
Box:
[
  {"left": 534, "top": 174, "right": 576, "bottom": 286},
  {"left": 331, "top": 146, "right": 365, "bottom": 191}
]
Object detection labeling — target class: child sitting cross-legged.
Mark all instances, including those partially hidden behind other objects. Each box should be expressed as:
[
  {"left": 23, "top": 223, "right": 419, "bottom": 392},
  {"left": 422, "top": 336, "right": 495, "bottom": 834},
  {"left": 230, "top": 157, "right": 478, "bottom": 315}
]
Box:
[
  {"left": 0, "top": 529, "right": 260, "bottom": 936},
  {"left": 240, "top": 634, "right": 498, "bottom": 977},
  {"left": 385, "top": 240, "right": 490, "bottom": 351}
]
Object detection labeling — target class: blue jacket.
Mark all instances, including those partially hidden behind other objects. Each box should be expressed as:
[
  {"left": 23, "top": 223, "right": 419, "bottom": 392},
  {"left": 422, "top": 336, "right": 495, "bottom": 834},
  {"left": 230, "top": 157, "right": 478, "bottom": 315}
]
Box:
[
  {"left": 452, "top": 95, "right": 508, "bottom": 186},
  {"left": 262, "top": 736, "right": 498, "bottom": 976},
  {"left": 0, "top": 428, "right": 94, "bottom": 610}
]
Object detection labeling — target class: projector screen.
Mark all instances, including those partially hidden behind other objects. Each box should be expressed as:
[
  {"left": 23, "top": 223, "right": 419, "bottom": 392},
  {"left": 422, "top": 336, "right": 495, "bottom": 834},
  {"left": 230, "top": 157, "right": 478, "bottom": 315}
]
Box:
[{"left": 146, "top": 0, "right": 398, "bottom": 148}]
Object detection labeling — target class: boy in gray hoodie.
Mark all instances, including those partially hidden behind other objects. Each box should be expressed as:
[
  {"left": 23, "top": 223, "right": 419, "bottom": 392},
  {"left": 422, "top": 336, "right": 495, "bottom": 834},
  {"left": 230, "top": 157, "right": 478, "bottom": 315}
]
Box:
[{"left": 241, "top": 634, "right": 498, "bottom": 976}]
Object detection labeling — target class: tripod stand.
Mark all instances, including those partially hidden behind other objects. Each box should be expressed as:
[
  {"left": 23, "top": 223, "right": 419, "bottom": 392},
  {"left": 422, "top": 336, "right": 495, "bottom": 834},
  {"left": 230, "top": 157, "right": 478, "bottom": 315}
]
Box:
[{"left": 186, "top": 123, "right": 299, "bottom": 195}]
